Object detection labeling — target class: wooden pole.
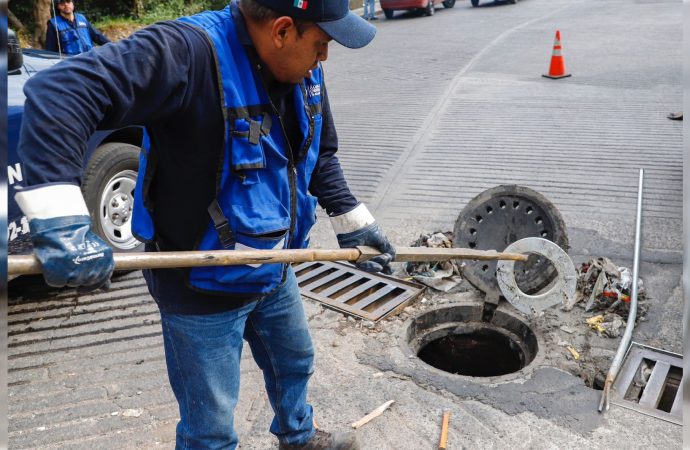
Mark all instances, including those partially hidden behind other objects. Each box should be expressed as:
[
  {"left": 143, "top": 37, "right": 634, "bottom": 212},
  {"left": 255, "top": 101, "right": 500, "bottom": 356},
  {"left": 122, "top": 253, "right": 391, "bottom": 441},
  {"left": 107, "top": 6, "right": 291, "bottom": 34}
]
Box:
[
  {"left": 438, "top": 411, "right": 451, "bottom": 450},
  {"left": 8, "top": 246, "right": 528, "bottom": 277}
]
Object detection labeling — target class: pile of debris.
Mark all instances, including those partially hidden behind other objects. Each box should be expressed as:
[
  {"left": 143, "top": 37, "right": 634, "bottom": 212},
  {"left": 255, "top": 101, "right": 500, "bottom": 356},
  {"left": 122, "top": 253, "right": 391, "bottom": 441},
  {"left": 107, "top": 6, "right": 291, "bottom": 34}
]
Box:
[
  {"left": 404, "top": 231, "right": 462, "bottom": 292},
  {"left": 566, "top": 257, "right": 648, "bottom": 338}
]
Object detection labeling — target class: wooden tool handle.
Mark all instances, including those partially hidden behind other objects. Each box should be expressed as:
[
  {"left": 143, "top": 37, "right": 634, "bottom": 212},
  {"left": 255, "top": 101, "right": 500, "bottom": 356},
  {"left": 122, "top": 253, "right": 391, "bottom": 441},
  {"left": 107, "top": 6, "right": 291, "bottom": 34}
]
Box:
[
  {"left": 8, "top": 246, "right": 528, "bottom": 276},
  {"left": 357, "top": 246, "right": 529, "bottom": 263}
]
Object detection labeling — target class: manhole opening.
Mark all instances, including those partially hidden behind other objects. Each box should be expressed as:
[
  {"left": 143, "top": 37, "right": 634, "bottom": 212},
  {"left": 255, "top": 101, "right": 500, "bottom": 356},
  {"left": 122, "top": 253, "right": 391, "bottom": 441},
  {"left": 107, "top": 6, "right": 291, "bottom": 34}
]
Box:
[
  {"left": 407, "top": 305, "right": 540, "bottom": 379},
  {"left": 417, "top": 328, "right": 525, "bottom": 377}
]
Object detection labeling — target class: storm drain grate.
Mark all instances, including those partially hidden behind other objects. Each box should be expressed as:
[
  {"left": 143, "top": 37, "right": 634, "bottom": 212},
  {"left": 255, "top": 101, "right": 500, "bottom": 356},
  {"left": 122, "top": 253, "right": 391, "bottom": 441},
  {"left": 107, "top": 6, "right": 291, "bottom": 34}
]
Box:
[
  {"left": 611, "top": 342, "right": 683, "bottom": 425},
  {"left": 294, "top": 261, "right": 425, "bottom": 322}
]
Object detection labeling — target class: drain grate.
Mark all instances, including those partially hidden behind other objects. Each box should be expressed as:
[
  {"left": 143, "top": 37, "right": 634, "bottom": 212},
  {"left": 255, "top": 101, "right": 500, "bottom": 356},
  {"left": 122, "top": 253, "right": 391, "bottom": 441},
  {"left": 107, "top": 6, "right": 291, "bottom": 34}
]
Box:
[
  {"left": 611, "top": 342, "right": 683, "bottom": 425},
  {"left": 294, "top": 261, "right": 425, "bottom": 322}
]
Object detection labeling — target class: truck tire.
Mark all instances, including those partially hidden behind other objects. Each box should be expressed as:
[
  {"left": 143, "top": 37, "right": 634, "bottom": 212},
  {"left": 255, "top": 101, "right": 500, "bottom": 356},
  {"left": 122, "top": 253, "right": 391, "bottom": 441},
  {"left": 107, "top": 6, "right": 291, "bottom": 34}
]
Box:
[
  {"left": 82, "top": 142, "right": 144, "bottom": 254},
  {"left": 384, "top": 8, "right": 394, "bottom": 18},
  {"left": 471, "top": 0, "right": 479, "bottom": 6},
  {"left": 442, "top": 0, "right": 455, "bottom": 8},
  {"left": 424, "top": 0, "right": 435, "bottom": 15}
]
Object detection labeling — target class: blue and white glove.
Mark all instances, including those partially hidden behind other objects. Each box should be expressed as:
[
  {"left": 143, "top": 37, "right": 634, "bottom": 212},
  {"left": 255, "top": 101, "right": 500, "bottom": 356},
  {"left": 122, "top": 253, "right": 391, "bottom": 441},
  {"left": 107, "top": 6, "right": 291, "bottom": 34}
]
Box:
[
  {"left": 15, "top": 184, "right": 115, "bottom": 292},
  {"left": 332, "top": 203, "right": 396, "bottom": 274}
]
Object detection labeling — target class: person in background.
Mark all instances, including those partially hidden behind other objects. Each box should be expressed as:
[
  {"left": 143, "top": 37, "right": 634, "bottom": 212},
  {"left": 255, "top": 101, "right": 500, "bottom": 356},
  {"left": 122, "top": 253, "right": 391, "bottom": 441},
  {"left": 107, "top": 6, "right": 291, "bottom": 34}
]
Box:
[
  {"left": 45, "top": 0, "right": 109, "bottom": 55},
  {"left": 363, "top": 0, "right": 378, "bottom": 20}
]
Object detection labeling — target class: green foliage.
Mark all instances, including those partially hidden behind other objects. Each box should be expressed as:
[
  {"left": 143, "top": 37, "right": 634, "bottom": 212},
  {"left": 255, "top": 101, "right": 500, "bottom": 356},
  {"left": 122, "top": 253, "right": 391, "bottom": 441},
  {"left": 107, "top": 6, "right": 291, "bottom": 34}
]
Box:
[
  {"left": 139, "top": 0, "right": 229, "bottom": 23},
  {"left": 10, "top": 0, "right": 230, "bottom": 31}
]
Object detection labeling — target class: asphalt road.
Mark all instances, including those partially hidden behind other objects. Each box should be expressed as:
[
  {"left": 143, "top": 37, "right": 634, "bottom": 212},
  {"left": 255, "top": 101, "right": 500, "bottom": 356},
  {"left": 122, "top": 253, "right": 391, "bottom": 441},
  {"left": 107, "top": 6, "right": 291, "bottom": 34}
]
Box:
[
  {"left": 325, "top": 0, "right": 681, "bottom": 255},
  {"left": 8, "top": 0, "right": 683, "bottom": 448}
]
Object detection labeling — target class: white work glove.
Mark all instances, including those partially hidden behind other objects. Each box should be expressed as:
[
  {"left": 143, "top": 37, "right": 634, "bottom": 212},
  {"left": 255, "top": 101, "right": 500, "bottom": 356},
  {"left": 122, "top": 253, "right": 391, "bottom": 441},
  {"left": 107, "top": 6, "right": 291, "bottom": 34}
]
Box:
[{"left": 331, "top": 203, "right": 396, "bottom": 274}]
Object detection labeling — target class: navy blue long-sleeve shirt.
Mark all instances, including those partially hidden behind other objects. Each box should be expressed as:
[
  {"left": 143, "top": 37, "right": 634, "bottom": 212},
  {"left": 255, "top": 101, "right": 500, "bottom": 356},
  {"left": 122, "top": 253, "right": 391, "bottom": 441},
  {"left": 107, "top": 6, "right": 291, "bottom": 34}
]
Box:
[
  {"left": 20, "top": 12, "right": 358, "bottom": 314},
  {"left": 45, "top": 14, "right": 110, "bottom": 55}
]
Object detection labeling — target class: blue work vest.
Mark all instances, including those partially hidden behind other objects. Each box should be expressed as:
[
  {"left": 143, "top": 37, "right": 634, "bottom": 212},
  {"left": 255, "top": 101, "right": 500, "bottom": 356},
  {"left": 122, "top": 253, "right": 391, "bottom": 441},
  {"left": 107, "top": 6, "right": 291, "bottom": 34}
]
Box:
[
  {"left": 48, "top": 13, "right": 94, "bottom": 55},
  {"left": 132, "top": 6, "right": 323, "bottom": 295}
]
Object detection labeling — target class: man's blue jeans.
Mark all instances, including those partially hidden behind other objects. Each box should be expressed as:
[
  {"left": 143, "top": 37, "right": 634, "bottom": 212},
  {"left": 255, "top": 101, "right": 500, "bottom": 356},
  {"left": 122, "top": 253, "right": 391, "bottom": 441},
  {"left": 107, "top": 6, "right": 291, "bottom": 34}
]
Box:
[
  {"left": 159, "top": 268, "right": 315, "bottom": 449},
  {"left": 363, "top": 0, "right": 375, "bottom": 19}
]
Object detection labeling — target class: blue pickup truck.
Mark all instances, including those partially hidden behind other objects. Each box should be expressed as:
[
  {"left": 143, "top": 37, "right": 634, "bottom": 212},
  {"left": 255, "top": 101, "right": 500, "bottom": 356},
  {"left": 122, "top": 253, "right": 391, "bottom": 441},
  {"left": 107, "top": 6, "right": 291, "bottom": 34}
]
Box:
[{"left": 8, "top": 32, "right": 145, "bottom": 259}]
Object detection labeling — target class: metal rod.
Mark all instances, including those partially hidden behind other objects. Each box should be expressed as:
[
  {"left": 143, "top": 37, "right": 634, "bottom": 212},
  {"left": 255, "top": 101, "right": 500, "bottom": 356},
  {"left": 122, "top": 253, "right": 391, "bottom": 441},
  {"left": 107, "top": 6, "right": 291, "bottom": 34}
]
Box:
[
  {"left": 8, "top": 245, "right": 529, "bottom": 277},
  {"left": 599, "top": 168, "right": 644, "bottom": 412}
]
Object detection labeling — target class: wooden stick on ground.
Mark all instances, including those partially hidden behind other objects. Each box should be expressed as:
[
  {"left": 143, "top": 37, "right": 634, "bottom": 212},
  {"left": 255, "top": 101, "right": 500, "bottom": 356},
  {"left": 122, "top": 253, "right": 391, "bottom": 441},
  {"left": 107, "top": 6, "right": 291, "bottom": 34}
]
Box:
[
  {"left": 438, "top": 411, "right": 451, "bottom": 450},
  {"left": 351, "top": 400, "right": 395, "bottom": 429}
]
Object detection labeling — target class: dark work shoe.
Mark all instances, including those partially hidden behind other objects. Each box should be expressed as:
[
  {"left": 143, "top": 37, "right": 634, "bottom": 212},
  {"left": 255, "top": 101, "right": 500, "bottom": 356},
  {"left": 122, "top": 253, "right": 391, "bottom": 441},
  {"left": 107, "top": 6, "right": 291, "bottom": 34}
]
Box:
[{"left": 278, "top": 430, "right": 360, "bottom": 450}]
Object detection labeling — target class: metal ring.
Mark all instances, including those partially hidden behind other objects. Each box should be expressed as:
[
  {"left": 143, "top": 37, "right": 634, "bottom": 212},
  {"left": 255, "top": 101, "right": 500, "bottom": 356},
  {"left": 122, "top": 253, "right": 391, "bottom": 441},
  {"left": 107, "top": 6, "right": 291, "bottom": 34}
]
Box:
[{"left": 496, "top": 237, "right": 576, "bottom": 316}]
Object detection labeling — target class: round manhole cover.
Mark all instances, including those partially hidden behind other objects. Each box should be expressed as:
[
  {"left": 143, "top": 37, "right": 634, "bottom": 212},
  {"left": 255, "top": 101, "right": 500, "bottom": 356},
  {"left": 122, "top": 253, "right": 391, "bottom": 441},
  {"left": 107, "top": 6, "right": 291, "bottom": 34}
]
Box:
[{"left": 453, "top": 185, "right": 569, "bottom": 296}]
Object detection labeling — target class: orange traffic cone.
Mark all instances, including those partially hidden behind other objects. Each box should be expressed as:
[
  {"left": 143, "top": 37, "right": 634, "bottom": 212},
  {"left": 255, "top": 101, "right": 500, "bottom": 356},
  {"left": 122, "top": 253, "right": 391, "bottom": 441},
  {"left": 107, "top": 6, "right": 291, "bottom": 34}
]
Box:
[{"left": 542, "top": 30, "right": 571, "bottom": 79}]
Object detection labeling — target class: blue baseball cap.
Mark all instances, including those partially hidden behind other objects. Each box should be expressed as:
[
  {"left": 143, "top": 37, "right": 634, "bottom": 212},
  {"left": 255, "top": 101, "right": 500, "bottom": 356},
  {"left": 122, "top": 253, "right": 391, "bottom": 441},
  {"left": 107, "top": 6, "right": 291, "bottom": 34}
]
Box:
[{"left": 253, "top": 0, "right": 376, "bottom": 49}]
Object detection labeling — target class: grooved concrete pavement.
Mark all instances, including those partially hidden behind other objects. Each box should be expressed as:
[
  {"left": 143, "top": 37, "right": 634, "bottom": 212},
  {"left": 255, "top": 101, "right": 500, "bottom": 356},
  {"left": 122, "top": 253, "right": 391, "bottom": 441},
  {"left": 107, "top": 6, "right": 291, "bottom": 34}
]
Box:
[
  {"left": 8, "top": 0, "right": 683, "bottom": 448},
  {"left": 326, "top": 0, "right": 681, "bottom": 253}
]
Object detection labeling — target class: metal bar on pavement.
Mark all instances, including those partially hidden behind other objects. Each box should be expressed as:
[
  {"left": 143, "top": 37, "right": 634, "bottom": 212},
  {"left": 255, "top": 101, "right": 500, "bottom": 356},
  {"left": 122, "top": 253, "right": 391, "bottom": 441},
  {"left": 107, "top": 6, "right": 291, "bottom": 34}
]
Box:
[{"left": 599, "top": 168, "right": 644, "bottom": 412}]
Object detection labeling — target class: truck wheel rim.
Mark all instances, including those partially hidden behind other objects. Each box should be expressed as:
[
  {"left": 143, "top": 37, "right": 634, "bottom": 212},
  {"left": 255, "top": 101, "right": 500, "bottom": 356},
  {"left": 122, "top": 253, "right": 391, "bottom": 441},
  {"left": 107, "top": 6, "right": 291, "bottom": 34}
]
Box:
[{"left": 99, "top": 169, "right": 140, "bottom": 250}]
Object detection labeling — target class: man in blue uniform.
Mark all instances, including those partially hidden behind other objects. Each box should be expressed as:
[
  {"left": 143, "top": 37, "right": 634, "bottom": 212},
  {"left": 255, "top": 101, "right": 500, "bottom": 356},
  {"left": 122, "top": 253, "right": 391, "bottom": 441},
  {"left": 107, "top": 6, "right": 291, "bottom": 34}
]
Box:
[
  {"left": 16, "top": 0, "right": 395, "bottom": 448},
  {"left": 45, "top": 0, "right": 110, "bottom": 55}
]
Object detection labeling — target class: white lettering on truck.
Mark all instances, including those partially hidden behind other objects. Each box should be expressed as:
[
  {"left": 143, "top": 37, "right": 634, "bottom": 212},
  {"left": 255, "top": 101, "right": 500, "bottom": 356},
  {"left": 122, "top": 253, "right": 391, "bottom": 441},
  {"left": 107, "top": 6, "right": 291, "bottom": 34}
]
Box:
[{"left": 8, "top": 163, "right": 23, "bottom": 185}]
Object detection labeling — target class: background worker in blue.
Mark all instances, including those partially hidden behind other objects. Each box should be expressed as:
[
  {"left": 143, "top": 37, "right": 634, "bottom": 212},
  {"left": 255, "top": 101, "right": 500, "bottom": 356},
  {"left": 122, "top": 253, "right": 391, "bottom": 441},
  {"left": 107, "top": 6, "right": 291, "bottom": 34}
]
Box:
[
  {"left": 16, "top": 0, "right": 395, "bottom": 448},
  {"left": 45, "top": 0, "right": 110, "bottom": 55}
]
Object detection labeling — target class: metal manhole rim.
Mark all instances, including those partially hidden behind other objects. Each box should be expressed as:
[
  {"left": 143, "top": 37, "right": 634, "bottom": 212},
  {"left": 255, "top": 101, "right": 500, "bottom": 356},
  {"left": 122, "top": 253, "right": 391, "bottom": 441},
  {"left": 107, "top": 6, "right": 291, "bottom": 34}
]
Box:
[
  {"left": 399, "top": 302, "right": 547, "bottom": 385},
  {"left": 496, "top": 237, "right": 577, "bottom": 316}
]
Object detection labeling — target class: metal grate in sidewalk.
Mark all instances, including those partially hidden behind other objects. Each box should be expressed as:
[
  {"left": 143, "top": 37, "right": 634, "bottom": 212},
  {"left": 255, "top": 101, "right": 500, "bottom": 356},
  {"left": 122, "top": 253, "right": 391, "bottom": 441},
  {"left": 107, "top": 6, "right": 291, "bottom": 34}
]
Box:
[
  {"left": 612, "top": 342, "right": 683, "bottom": 425},
  {"left": 294, "top": 261, "right": 425, "bottom": 322}
]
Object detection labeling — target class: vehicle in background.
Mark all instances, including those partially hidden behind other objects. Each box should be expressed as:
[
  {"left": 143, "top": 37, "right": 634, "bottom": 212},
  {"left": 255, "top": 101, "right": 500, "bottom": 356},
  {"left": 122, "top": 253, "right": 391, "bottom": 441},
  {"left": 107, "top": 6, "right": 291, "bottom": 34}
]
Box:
[
  {"left": 380, "top": 0, "right": 455, "bottom": 19},
  {"left": 471, "top": 0, "right": 518, "bottom": 6},
  {"left": 8, "top": 30, "right": 145, "bottom": 262}
]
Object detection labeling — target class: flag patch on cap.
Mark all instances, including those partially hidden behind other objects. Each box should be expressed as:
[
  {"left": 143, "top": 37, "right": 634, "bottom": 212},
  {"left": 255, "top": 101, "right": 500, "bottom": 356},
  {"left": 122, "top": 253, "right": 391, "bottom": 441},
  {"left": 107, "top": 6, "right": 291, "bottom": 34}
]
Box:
[{"left": 293, "top": 0, "right": 308, "bottom": 9}]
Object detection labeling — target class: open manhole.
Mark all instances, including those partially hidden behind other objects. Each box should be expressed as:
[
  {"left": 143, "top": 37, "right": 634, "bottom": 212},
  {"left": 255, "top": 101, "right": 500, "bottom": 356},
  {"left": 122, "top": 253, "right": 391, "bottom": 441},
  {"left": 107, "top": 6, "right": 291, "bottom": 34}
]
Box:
[{"left": 406, "top": 304, "right": 542, "bottom": 380}]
